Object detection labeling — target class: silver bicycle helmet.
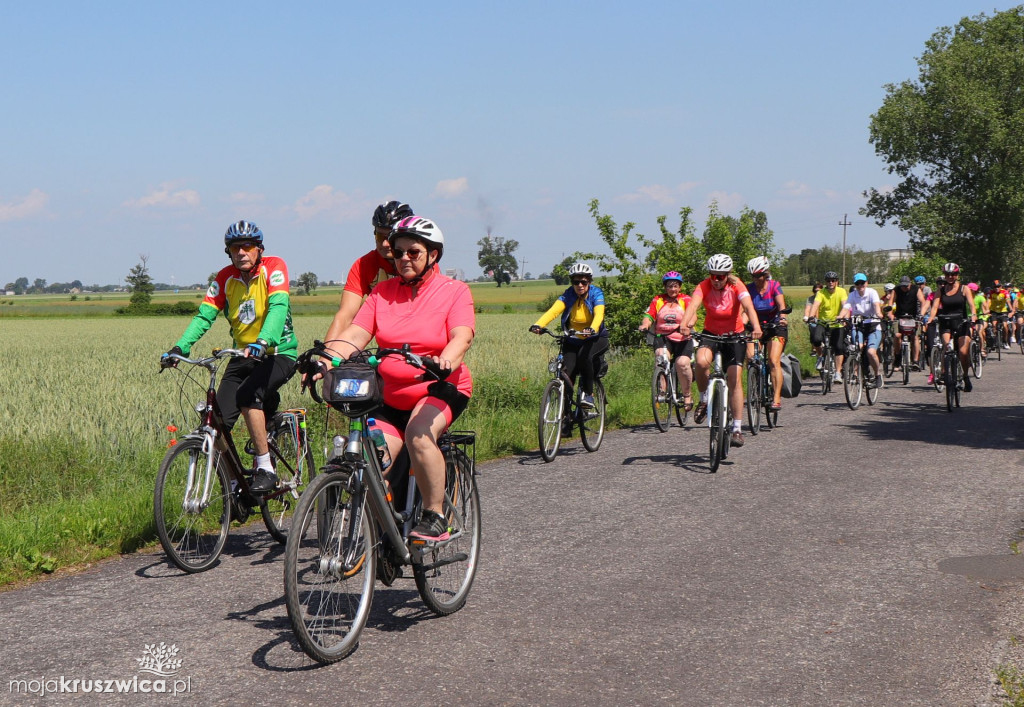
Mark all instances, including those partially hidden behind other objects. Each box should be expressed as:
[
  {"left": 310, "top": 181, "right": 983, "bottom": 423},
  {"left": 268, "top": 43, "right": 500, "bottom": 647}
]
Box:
[{"left": 706, "top": 254, "right": 733, "bottom": 273}]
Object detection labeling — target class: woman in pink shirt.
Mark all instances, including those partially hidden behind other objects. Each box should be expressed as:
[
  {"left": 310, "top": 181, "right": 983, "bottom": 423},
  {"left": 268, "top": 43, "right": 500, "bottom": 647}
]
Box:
[
  {"left": 323, "top": 216, "right": 475, "bottom": 543},
  {"left": 680, "top": 254, "right": 761, "bottom": 448}
]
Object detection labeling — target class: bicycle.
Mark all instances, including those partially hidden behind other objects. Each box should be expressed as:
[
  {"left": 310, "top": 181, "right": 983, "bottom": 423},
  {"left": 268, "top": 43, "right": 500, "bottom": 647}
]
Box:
[
  {"left": 646, "top": 332, "right": 689, "bottom": 432},
  {"left": 988, "top": 313, "right": 1007, "bottom": 361},
  {"left": 935, "top": 314, "right": 967, "bottom": 412},
  {"left": 535, "top": 328, "right": 607, "bottom": 462},
  {"left": 745, "top": 307, "right": 791, "bottom": 434},
  {"left": 880, "top": 313, "right": 896, "bottom": 378},
  {"left": 283, "top": 342, "right": 481, "bottom": 663},
  {"left": 894, "top": 314, "right": 921, "bottom": 385},
  {"left": 838, "top": 315, "right": 880, "bottom": 410},
  {"left": 697, "top": 332, "right": 745, "bottom": 473},
  {"left": 155, "top": 349, "right": 315, "bottom": 573},
  {"left": 810, "top": 318, "right": 839, "bottom": 395},
  {"left": 969, "top": 323, "right": 984, "bottom": 380}
]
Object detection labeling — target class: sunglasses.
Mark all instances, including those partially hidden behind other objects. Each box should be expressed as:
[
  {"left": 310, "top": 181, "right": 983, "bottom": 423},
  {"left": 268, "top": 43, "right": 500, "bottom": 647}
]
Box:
[
  {"left": 710, "top": 273, "right": 728, "bottom": 281},
  {"left": 228, "top": 242, "right": 259, "bottom": 253},
  {"left": 571, "top": 278, "right": 590, "bottom": 285},
  {"left": 753, "top": 272, "right": 767, "bottom": 278},
  {"left": 392, "top": 246, "right": 426, "bottom": 260}
]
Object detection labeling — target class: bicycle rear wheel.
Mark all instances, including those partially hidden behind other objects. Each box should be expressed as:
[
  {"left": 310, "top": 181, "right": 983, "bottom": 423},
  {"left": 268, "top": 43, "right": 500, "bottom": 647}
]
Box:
[
  {"left": 154, "top": 438, "right": 231, "bottom": 573},
  {"left": 843, "top": 355, "right": 862, "bottom": 410},
  {"left": 651, "top": 368, "right": 671, "bottom": 433},
  {"left": 284, "top": 471, "right": 375, "bottom": 664},
  {"left": 882, "top": 334, "right": 895, "bottom": 377},
  {"left": 745, "top": 365, "right": 761, "bottom": 435},
  {"left": 708, "top": 383, "right": 725, "bottom": 473},
  {"left": 970, "top": 339, "right": 983, "bottom": 379},
  {"left": 580, "top": 381, "right": 606, "bottom": 452},
  {"left": 537, "top": 379, "right": 565, "bottom": 462},
  {"left": 414, "top": 447, "right": 481, "bottom": 615},
  {"left": 263, "top": 412, "right": 317, "bottom": 544},
  {"left": 902, "top": 345, "right": 911, "bottom": 385}
]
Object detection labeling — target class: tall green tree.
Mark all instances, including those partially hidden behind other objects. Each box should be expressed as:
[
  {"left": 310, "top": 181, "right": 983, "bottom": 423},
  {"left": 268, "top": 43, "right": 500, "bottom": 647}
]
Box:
[
  {"left": 297, "top": 272, "right": 318, "bottom": 295},
  {"left": 862, "top": 7, "right": 1024, "bottom": 283},
  {"left": 126, "top": 255, "right": 154, "bottom": 312},
  {"left": 477, "top": 235, "right": 519, "bottom": 286},
  {"left": 550, "top": 256, "right": 574, "bottom": 285}
]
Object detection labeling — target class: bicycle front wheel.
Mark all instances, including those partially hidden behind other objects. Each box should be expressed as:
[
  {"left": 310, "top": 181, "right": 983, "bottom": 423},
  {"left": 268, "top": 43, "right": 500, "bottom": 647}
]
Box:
[
  {"left": 944, "top": 360, "right": 956, "bottom": 412},
  {"left": 745, "top": 365, "right": 761, "bottom": 436},
  {"left": 580, "top": 381, "right": 606, "bottom": 452},
  {"left": 971, "top": 340, "right": 983, "bottom": 379},
  {"left": 652, "top": 368, "right": 671, "bottom": 433},
  {"left": 284, "top": 471, "right": 376, "bottom": 664},
  {"left": 537, "top": 379, "right": 565, "bottom": 462},
  {"left": 263, "top": 413, "right": 317, "bottom": 544},
  {"left": 673, "top": 370, "right": 688, "bottom": 428},
  {"left": 820, "top": 351, "right": 833, "bottom": 395},
  {"left": 843, "top": 355, "right": 862, "bottom": 410},
  {"left": 865, "top": 361, "right": 879, "bottom": 406},
  {"left": 882, "top": 336, "right": 895, "bottom": 377},
  {"left": 930, "top": 348, "right": 944, "bottom": 392},
  {"left": 414, "top": 447, "right": 482, "bottom": 615},
  {"left": 154, "top": 438, "right": 231, "bottom": 573},
  {"left": 708, "top": 383, "right": 725, "bottom": 473},
  {"left": 902, "top": 345, "right": 911, "bottom": 385}
]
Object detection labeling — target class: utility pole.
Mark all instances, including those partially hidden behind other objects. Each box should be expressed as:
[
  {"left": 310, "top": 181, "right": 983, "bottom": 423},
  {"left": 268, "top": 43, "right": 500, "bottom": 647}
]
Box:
[
  {"left": 520, "top": 257, "right": 527, "bottom": 281},
  {"left": 839, "top": 214, "right": 852, "bottom": 285}
]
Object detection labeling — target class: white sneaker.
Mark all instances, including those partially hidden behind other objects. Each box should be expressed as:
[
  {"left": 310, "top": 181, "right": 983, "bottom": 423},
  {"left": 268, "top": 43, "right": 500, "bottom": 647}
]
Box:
[
  {"left": 1012, "top": 337, "right": 1018, "bottom": 344},
  {"left": 815, "top": 356, "right": 823, "bottom": 371},
  {"left": 833, "top": 372, "right": 843, "bottom": 383}
]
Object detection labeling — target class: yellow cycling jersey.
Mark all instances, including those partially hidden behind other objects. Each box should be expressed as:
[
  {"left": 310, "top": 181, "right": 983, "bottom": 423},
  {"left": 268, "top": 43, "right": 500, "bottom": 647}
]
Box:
[{"left": 814, "top": 286, "right": 848, "bottom": 325}]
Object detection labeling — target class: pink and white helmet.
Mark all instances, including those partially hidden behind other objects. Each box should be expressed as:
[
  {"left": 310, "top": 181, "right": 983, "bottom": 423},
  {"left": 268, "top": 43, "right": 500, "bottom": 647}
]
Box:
[{"left": 389, "top": 216, "right": 445, "bottom": 259}]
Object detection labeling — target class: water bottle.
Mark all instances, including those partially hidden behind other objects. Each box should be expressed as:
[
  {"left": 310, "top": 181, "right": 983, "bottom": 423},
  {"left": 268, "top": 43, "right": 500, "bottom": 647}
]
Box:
[
  {"left": 330, "top": 434, "right": 346, "bottom": 462},
  {"left": 366, "top": 419, "right": 392, "bottom": 471}
]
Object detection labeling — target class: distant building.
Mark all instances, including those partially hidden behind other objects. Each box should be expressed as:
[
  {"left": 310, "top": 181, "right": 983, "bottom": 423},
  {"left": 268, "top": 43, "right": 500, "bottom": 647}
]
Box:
[
  {"left": 444, "top": 268, "right": 466, "bottom": 281},
  {"left": 870, "top": 247, "right": 912, "bottom": 262}
]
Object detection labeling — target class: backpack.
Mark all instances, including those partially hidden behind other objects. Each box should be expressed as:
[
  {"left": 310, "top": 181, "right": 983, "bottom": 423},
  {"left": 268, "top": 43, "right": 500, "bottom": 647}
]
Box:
[{"left": 779, "top": 354, "right": 802, "bottom": 398}]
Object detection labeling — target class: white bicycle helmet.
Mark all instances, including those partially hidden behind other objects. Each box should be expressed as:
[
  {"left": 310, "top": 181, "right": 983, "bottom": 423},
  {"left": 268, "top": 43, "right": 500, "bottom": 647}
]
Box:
[
  {"left": 567, "top": 263, "right": 593, "bottom": 278},
  {"left": 706, "top": 253, "right": 733, "bottom": 273},
  {"left": 747, "top": 256, "right": 770, "bottom": 275},
  {"left": 942, "top": 262, "right": 960, "bottom": 274},
  {"left": 389, "top": 216, "right": 444, "bottom": 258},
  {"left": 883, "top": 282, "right": 895, "bottom": 292}
]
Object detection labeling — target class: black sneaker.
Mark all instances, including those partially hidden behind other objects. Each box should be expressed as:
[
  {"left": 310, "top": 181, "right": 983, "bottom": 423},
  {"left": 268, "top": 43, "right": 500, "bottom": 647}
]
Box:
[
  {"left": 249, "top": 469, "right": 279, "bottom": 495},
  {"left": 409, "top": 510, "right": 451, "bottom": 543},
  {"left": 963, "top": 377, "right": 973, "bottom": 393}
]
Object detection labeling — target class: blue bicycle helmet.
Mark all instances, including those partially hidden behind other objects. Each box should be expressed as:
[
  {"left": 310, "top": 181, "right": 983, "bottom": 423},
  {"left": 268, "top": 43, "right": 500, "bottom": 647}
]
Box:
[{"left": 224, "top": 220, "right": 263, "bottom": 246}]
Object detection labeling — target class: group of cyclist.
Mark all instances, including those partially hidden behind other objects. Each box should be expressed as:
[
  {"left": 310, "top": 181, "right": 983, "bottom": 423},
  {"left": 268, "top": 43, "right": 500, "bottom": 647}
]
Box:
[
  {"left": 157, "top": 200, "right": 1016, "bottom": 504},
  {"left": 625, "top": 257, "right": 1012, "bottom": 449},
  {"left": 160, "top": 201, "right": 474, "bottom": 544}
]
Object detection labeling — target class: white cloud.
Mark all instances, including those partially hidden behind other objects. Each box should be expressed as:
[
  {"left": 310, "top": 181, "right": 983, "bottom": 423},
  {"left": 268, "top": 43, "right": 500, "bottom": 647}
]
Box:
[
  {"left": 292, "top": 184, "right": 363, "bottom": 221},
  {"left": 779, "top": 181, "right": 811, "bottom": 197},
  {"left": 226, "top": 191, "right": 266, "bottom": 204},
  {"left": 616, "top": 182, "right": 700, "bottom": 206},
  {"left": 706, "top": 190, "right": 745, "bottom": 213},
  {"left": 0, "top": 188, "right": 48, "bottom": 221},
  {"left": 433, "top": 177, "right": 469, "bottom": 199},
  {"left": 124, "top": 182, "right": 200, "bottom": 209}
]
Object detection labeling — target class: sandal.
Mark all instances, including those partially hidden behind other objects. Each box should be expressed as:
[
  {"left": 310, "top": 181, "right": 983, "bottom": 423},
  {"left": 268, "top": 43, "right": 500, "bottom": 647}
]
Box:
[
  {"left": 770, "top": 402, "right": 782, "bottom": 411},
  {"left": 683, "top": 396, "right": 694, "bottom": 412}
]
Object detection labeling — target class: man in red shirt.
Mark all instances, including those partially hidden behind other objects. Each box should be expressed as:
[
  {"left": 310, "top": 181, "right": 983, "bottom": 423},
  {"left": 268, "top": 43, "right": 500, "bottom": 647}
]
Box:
[{"left": 323, "top": 200, "right": 413, "bottom": 343}]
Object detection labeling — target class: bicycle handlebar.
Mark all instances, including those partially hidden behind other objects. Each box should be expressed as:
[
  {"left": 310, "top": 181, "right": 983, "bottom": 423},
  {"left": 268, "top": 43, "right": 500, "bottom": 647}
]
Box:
[
  {"left": 159, "top": 348, "right": 247, "bottom": 372},
  {"left": 297, "top": 341, "right": 451, "bottom": 405}
]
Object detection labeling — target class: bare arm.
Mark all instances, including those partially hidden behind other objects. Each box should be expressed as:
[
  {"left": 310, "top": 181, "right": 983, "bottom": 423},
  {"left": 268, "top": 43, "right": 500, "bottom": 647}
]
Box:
[
  {"left": 435, "top": 326, "right": 474, "bottom": 372},
  {"left": 323, "top": 290, "right": 366, "bottom": 346}
]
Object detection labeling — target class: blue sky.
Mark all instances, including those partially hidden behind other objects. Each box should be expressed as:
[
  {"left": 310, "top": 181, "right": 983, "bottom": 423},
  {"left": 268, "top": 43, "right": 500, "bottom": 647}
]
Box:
[{"left": 0, "top": 1, "right": 1011, "bottom": 286}]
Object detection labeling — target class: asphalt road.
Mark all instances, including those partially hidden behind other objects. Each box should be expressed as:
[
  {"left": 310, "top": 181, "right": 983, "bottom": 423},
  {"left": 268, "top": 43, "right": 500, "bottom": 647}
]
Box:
[{"left": 3, "top": 349, "right": 1024, "bottom": 706}]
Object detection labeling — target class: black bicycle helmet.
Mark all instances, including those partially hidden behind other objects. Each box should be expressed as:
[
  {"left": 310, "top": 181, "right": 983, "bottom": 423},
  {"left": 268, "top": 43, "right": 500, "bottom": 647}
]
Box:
[{"left": 372, "top": 200, "right": 413, "bottom": 229}]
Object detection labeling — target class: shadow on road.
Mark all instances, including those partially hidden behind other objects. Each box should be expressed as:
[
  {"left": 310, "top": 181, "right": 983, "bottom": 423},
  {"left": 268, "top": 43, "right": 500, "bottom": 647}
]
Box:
[{"left": 245, "top": 584, "right": 437, "bottom": 672}]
